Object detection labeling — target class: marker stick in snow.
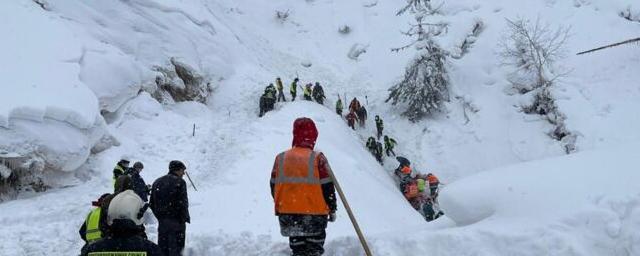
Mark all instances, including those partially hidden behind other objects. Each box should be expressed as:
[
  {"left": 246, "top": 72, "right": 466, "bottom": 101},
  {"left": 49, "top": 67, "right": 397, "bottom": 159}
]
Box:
[
  {"left": 327, "top": 167, "right": 373, "bottom": 256},
  {"left": 185, "top": 171, "right": 198, "bottom": 191}
]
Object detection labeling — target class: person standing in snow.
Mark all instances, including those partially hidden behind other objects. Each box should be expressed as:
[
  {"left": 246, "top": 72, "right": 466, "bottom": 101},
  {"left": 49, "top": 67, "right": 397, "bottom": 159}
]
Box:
[
  {"left": 348, "top": 97, "right": 361, "bottom": 113},
  {"left": 276, "top": 77, "right": 287, "bottom": 102},
  {"left": 356, "top": 105, "right": 367, "bottom": 128},
  {"left": 81, "top": 191, "right": 162, "bottom": 256},
  {"left": 113, "top": 159, "right": 130, "bottom": 186},
  {"left": 375, "top": 141, "right": 384, "bottom": 164},
  {"left": 384, "top": 135, "right": 397, "bottom": 157},
  {"left": 270, "top": 117, "right": 337, "bottom": 256},
  {"left": 125, "top": 162, "right": 150, "bottom": 202},
  {"left": 335, "top": 98, "right": 343, "bottom": 116},
  {"left": 304, "top": 83, "right": 313, "bottom": 101},
  {"left": 101, "top": 175, "right": 136, "bottom": 238},
  {"left": 346, "top": 111, "right": 358, "bottom": 130},
  {"left": 312, "top": 82, "right": 326, "bottom": 105},
  {"left": 366, "top": 137, "right": 377, "bottom": 156},
  {"left": 426, "top": 173, "right": 440, "bottom": 198},
  {"left": 375, "top": 115, "right": 383, "bottom": 140},
  {"left": 79, "top": 193, "right": 111, "bottom": 247},
  {"left": 150, "top": 160, "right": 190, "bottom": 256},
  {"left": 290, "top": 78, "right": 299, "bottom": 101}
]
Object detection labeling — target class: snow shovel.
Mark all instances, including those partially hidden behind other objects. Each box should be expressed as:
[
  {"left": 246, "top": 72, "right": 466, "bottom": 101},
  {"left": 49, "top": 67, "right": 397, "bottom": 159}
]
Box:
[{"left": 327, "top": 168, "right": 373, "bottom": 256}]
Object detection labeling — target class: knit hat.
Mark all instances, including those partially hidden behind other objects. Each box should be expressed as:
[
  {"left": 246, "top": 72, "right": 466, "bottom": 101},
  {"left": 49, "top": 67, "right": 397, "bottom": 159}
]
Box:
[
  {"left": 169, "top": 160, "right": 186, "bottom": 173},
  {"left": 108, "top": 190, "right": 144, "bottom": 225}
]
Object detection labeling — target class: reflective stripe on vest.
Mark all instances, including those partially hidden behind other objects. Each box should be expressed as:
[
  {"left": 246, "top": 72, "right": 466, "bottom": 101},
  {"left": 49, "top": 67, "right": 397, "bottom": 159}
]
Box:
[
  {"left": 85, "top": 207, "right": 103, "bottom": 242},
  {"left": 273, "top": 148, "right": 331, "bottom": 215},
  {"left": 88, "top": 252, "right": 147, "bottom": 256}
]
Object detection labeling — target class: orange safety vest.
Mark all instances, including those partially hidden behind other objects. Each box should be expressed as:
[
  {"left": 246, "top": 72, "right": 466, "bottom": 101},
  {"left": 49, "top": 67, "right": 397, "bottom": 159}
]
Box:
[
  {"left": 273, "top": 147, "right": 331, "bottom": 215},
  {"left": 427, "top": 175, "right": 439, "bottom": 185}
]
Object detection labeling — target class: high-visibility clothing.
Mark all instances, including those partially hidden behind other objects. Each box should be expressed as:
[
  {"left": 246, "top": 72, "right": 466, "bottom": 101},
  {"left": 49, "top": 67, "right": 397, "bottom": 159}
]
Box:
[
  {"left": 113, "top": 165, "right": 126, "bottom": 186},
  {"left": 427, "top": 175, "right": 439, "bottom": 185},
  {"left": 85, "top": 207, "right": 103, "bottom": 243},
  {"left": 401, "top": 166, "right": 411, "bottom": 175},
  {"left": 290, "top": 81, "right": 298, "bottom": 94},
  {"left": 273, "top": 147, "right": 331, "bottom": 215},
  {"left": 304, "top": 86, "right": 312, "bottom": 97},
  {"left": 336, "top": 100, "right": 343, "bottom": 110},
  {"left": 417, "top": 179, "right": 426, "bottom": 192}
]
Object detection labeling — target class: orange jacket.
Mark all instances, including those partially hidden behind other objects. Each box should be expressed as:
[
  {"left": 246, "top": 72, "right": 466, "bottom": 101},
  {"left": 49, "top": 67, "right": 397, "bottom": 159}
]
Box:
[
  {"left": 272, "top": 147, "right": 332, "bottom": 215},
  {"left": 427, "top": 174, "right": 439, "bottom": 185}
]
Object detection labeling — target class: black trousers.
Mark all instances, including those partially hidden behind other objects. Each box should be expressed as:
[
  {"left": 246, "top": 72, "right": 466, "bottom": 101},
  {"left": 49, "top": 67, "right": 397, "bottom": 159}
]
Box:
[
  {"left": 158, "top": 218, "right": 186, "bottom": 256},
  {"left": 386, "top": 147, "right": 395, "bottom": 156},
  {"left": 289, "top": 231, "right": 326, "bottom": 256},
  {"left": 291, "top": 92, "right": 296, "bottom": 101}
]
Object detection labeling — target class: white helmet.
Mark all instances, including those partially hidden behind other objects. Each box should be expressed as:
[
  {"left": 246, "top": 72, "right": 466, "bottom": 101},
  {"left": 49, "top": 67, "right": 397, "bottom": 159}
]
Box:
[{"left": 108, "top": 190, "right": 144, "bottom": 225}]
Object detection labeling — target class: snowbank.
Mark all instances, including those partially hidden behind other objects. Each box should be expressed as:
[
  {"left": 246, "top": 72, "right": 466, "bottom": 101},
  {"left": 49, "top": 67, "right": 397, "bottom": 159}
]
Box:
[{"left": 438, "top": 144, "right": 640, "bottom": 255}]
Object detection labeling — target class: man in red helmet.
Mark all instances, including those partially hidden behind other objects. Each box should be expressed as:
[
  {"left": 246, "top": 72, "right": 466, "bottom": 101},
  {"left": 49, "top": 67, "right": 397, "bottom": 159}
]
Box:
[{"left": 270, "top": 117, "right": 338, "bottom": 256}]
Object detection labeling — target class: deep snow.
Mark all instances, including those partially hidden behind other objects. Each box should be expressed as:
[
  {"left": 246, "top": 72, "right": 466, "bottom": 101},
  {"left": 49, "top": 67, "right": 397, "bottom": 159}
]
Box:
[{"left": 1, "top": 0, "right": 640, "bottom": 255}]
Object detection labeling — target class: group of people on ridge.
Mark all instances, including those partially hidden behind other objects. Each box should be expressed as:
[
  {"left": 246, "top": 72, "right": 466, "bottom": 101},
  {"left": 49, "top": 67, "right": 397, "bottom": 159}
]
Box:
[
  {"left": 259, "top": 77, "right": 327, "bottom": 117},
  {"left": 79, "top": 159, "right": 191, "bottom": 256}
]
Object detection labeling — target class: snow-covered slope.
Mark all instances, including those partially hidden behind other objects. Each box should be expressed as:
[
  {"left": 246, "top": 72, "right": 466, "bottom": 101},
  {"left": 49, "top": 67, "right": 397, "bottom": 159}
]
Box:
[{"left": 1, "top": 0, "right": 639, "bottom": 255}]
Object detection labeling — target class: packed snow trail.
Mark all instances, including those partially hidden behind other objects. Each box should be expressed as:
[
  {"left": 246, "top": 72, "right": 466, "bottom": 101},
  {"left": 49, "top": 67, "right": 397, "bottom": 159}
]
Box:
[{"left": 0, "top": 98, "right": 429, "bottom": 255}]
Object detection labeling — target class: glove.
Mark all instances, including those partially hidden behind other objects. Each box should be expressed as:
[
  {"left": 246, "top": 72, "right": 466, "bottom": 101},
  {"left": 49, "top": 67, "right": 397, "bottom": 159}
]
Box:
[{"left": 328, "top": 212, "right": 337, "bottom": 222}]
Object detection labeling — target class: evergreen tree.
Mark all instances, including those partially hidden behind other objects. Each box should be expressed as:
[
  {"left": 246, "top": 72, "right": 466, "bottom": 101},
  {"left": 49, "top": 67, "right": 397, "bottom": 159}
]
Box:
[
  {"left": 386, "top": 40, "right": 449, "bottom": 121},
  {"left": 387, "top": 0, "right": 450, "bottom": 122}
]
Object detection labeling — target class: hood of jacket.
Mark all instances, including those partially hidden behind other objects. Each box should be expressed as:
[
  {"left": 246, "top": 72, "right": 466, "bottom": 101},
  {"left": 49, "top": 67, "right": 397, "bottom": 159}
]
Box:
[{"left": 291, "top": 117, "right": 318, "bottom": 149}]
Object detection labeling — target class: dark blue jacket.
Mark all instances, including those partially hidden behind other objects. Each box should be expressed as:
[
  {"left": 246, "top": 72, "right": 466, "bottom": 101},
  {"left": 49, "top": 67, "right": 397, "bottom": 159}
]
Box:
[
  {"left": 126, "top": 168, "right": 149, "bottom": 202},
  {"left": 150, "top": 173, "right": 190, "bottom": 223}
]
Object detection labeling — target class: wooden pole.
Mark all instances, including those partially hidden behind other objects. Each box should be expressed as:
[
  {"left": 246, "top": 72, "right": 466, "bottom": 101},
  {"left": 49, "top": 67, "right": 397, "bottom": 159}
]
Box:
[
  {"left": 192, "top": 124, "right": 196, "bottom": 137},
  {"left": 576, "top": 37, "right": 640, "bottom": 55},
  {"left": 327, "top": 168, "right": 373, "bottom": 256}
]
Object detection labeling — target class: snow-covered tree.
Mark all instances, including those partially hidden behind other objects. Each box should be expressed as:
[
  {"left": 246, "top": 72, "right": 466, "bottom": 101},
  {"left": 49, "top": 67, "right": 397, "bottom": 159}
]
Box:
[
  {"left": 387, "top": 0, "right": 450, "bottom": 122},
  {"left": 386, "top": 41, "right": 450, "bottom": 121}
]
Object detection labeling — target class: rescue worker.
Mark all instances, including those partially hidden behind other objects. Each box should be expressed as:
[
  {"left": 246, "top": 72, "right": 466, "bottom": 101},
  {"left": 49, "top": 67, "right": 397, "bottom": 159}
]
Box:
[
  {"left": 290, "top": 78, "right": 299, "bottom": 101},
  {"left": 303, "top": 83, "right": 313, "bottom": 101},
  {"left": 79, "top": 193, "right": 111, "bottom": 246},
  {"left": 312, "top": 82, "right": 326, "bottom": 105},
  {"left": 346, "top": 111, "right": 358, "bottom": 130},
  {"left": 335, "top": 98, "right": 343, "bottom": 116},
  {"left": 270, "top": 117, "right": 337, "bottom": 256},
  {"left": 375, "top": 115, "right": 384, "bottom": 140},
  {"left": 101, "top": 175, "right": 136, "bottom": 238},
  {"left": 375, "top": 141, "right": 384, "bottom": 164},
  {"left": 426, "top": 173, "right": 440, "bottom": 198},
  {"left": 423, "top": 196, "right": 444, "bottom": 222},
  {"left": 81, "top": 190, "right": 162, "bottom": 256},
  {"left": 265, "top": 83, "right": 277, "bottom": 96},
  {"left": 113, "top": 159, "right": 130, "bottom": 186},
  {"left": 125, "top": 162, "right": 150, "bottom": 202},
  {"left": 348, "top": 98, "right": 361, "bottom": 113},
  {"left": 260, "top": 86, "right": 277, "bottom": 117},
  {"left": 384, "top": 135, "right": 397, "bottom": 157},
  {"left": 356, "top": 105, "right": 367, "bottom": 128},
  {"left": 276, "top": 77, "right": 287, "bottom": 102},
  {"left": 150, "top": 160, "right": 190, "bottom": 256},
  {"left": 365, "top": 137, "right": 377, "bottom": 156},
  {"left": 403, "top": 179, "right": 421, "bottom": 210},
  {"left": 396, "top": 166, "right": 412, "bottom": 191}
]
